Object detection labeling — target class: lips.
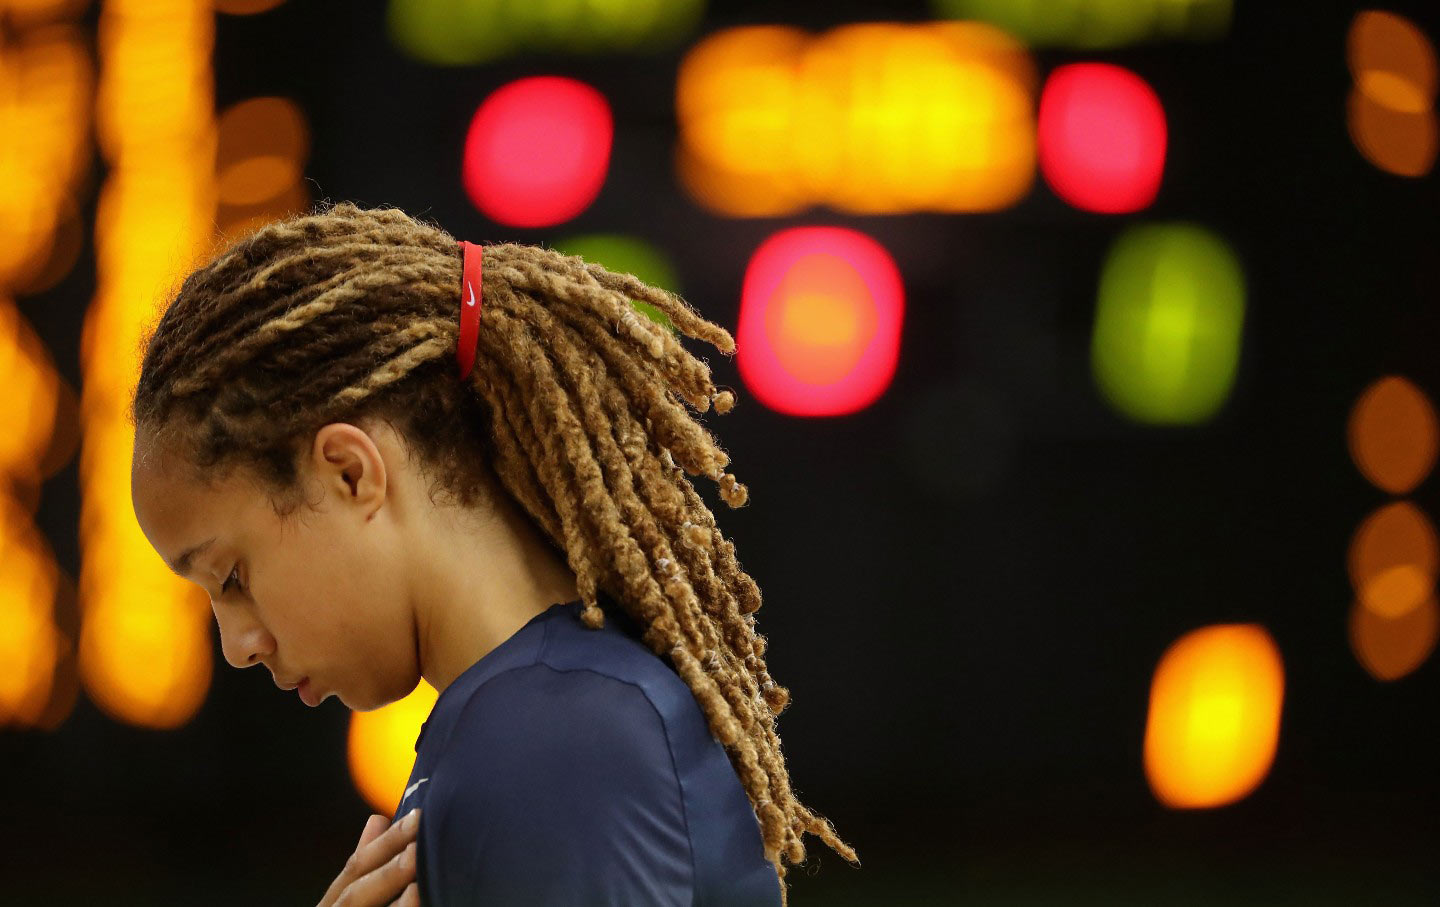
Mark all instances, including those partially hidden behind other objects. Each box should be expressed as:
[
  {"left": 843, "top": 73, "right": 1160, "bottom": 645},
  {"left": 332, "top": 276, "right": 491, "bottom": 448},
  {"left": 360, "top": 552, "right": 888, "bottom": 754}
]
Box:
[{"left": 298, "top": 676, "right": 319, "bottom": 707}]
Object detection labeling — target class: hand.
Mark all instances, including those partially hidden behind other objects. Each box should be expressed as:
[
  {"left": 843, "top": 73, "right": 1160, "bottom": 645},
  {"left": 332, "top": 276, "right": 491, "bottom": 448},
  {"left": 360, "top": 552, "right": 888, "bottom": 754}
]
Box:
[{"left": 316, "top": 809, "right": 421, "bottom": 907}]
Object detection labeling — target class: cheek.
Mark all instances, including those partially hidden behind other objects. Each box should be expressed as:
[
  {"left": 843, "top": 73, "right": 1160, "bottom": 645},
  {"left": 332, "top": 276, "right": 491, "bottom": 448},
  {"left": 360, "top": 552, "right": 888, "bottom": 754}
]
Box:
[
  {"left": 276, "top": 518, "right": 393, "bottom": 601},
  {"left": 265, "top": 520, "right": 411, "bottom": 677}
]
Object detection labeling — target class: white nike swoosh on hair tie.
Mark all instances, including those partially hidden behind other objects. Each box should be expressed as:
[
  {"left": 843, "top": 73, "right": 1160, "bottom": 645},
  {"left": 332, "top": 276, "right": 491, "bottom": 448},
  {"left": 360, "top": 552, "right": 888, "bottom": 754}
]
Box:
[{"left": 466, "top": 282, "right": 476, "bottom": 307}]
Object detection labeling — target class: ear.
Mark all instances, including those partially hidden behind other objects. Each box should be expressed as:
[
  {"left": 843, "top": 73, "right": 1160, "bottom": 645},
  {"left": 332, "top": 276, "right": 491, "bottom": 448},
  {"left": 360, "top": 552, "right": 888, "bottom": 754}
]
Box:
[{"left": 311, "top": 421, "right": 388, "bottom": 518}]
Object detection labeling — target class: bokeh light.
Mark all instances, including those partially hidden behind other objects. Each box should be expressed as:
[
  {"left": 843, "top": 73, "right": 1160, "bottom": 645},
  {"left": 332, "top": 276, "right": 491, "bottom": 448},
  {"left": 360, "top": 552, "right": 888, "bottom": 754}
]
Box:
[
  {"left": 349, "top": 682, "right": 439, "bottom": 818},
  {"left": 0, "top": 24, "right": 92, "bottom": 290},
  {"left": 736, "top": 227, "right": 904, "bottom": 417},
  {"left": 77, "top": 0, "right": 218, "bottom": 730},
  {"left": 1144, "top": 623, "right": 1285, "bottom": 809},
  {"left": 2, "top": 0, "right": 90, "bottom": 27},
  {"left": 1038, "top": 63, "right": 1167, "bottom": 213},
  {"left": 1349, "top": 595, "right": 1439, "bottom": 681},
  {"left": 462, "top": 76, "right": 613, "bottom": 229},
  {"left": 934, "top": 0, "right": 1233, "bottom": 49},
  {"left": 677, "top": 21, "right": 1038, "bottom": 217},
  {"left": 549, "top": 234, "right": 681, "bottom": 333},
  {"left": 214, "top": 96, "right": 312, "bottom": 248},
  {"left": 0, "top": 493, "right": 66, "bottom": 729},
  {"left": 1091, "top": 223, "right": 1245, "bottom": 424},
  {"left": 1346, "top": 11, "right": 1438, "bottom": 177},
  {"left": 1347, "top": 375, "right": 1437, "bottom": 495},
  {"left": 215, "top": 97, "right": 309, "bottom": 207},
  {"left": 1348, "top": 501, "right": 1437, "bottom": 621},
  {"left": 386, "top": 0, "right": 705, "bottom": 66},
  {"left": 213, "top": 0, "right": 288, "bottom": 14},
  {"left": 0, "top": 296, "right": 73, "bottom": 730},
  {"left": 0, "top": 299, "right": 62, "bottom": 486}
]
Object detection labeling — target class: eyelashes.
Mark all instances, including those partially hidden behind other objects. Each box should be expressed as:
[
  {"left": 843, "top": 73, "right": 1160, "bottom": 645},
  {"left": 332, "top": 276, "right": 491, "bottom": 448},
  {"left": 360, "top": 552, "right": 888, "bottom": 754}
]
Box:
[{"left": 221, "top": 564, "right": 244, "bottom": 596}]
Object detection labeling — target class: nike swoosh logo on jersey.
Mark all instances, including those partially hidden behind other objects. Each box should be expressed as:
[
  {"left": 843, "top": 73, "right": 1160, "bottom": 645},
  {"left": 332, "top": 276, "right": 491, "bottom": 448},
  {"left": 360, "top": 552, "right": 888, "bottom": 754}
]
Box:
[{"left": 401, "top": 776, "right": 429, "bottom": 804}]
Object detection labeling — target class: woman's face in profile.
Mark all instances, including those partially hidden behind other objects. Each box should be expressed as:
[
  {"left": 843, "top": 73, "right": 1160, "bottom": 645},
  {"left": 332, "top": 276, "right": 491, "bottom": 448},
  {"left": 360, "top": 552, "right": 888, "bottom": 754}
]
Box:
[{"left": 129, "top": 423, "right": 423, "bottom": 712}]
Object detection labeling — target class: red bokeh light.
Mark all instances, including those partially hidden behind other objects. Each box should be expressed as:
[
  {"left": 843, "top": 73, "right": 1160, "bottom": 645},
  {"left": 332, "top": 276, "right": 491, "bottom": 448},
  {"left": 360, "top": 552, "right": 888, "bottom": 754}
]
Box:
[
  {"left": 462, "top": 76, "right": 613, "bottom": 228},
  {"left": 736, "top": 227, "right": 904, "bottom": 417},
  {"left": 1037, "top": 63, "right": 1167, "bottom": 213}
]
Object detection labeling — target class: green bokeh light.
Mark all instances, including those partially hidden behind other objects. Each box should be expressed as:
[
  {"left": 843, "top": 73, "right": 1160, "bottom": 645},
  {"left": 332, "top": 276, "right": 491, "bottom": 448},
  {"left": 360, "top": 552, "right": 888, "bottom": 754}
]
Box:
[
  {"left": 933, "top": 0, "right": 1232, "bottom": 49},
  {"left": 1091, "top": 223, "right": 1245, "bottom": 425},
  {"left": 387, "top": 0, "right": 706, "bottom": 65},
  {"left": 548, "top": 234, "right": 680, "bottom": 333}
]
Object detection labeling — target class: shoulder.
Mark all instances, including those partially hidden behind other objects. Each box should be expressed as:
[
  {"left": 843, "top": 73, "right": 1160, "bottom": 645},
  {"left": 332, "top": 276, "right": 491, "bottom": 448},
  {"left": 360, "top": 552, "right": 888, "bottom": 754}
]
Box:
[
  {"left": 431, "top": 662, "right": 683, "bottom": 804},
  {"left": 420, "top": 664, "right": 697, "bottom": 901}
]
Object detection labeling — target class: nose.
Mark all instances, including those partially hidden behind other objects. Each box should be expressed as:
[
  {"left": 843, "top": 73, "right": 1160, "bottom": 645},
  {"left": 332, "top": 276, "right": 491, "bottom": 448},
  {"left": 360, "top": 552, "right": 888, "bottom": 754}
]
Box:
[{"left": 212, "top": 600, "right": 274, "bottom": 669}]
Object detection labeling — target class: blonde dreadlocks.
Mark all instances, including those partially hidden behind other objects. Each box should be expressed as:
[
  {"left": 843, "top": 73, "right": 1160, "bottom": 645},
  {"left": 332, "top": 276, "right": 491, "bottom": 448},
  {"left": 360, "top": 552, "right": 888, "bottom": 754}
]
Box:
[{"left": 129, "top": 201, "right": 858, "bottom": 901}]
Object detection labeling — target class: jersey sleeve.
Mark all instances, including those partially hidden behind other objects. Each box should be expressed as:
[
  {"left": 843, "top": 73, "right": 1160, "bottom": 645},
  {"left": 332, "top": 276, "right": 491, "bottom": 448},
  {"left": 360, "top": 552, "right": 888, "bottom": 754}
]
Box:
[{"left": 420, "top": 663, "right": 695, "bottom": 907}]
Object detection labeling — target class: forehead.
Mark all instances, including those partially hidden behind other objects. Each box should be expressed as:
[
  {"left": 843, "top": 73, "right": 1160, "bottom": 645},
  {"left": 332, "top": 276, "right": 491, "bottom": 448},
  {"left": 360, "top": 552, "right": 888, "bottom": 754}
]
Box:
[{"left": 130, "top": 439, "right": 253, "bottom": 569}]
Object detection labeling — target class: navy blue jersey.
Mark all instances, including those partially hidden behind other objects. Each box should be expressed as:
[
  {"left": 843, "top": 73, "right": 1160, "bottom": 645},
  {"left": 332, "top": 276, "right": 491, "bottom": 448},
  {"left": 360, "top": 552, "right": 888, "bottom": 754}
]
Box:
[{"left": 389, "top": 596, "right": 782, "bottom": 906}]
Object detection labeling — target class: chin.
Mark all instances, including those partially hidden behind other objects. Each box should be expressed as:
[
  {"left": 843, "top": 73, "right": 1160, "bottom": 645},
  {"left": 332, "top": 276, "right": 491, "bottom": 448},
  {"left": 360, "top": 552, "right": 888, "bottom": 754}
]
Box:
[{"left": 341, "top": 690, "right": 384, "bottom": 713}]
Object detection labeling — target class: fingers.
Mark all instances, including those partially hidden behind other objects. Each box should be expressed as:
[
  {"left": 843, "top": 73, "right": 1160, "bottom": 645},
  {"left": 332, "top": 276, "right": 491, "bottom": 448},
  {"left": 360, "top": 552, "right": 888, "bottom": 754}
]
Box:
[
  {"left": 317, "top": 809, "right": 421, "bottom": 907},
  {"left": 387, "top": 882, "right": 419, "bottom": 907},
  {"left": 356, "top": 814, "right": 386, "bottom": 850},
  {"left": 362, "top": 808, "right": 420, "bottom": 864},
  {"left": 337, "top": 840, "right": 416, "bottom": 907}
]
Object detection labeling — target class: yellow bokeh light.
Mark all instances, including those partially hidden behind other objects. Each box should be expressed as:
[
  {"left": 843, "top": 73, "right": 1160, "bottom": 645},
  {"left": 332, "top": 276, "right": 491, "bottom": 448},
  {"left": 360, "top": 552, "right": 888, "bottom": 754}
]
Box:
[
  {"left": 78, "top": 0, "right": 219, "bottom": 730},
  {"left": 1143, "top": 623, "right": 1285, "bottom": 809},
  {"left": 78, "top": 576, "right": 213, "bottom": 729},
  {"left": 0, "top": 300, "right": 61, "bottom": 485},
  {"left": 675, "top": 26, "right": 812, "bottom": 217},
  {"left": 348, "top": 682, "right": 439, "bottom": 817},
  {"left": 0, "top": 495, "right": 66, "bottom": 728},
  {"left": 0, "top": 25, "right": 92, "bottom": 288},
  {"left": 677, "top": 21, "right": 1037, "bottom": 217}
]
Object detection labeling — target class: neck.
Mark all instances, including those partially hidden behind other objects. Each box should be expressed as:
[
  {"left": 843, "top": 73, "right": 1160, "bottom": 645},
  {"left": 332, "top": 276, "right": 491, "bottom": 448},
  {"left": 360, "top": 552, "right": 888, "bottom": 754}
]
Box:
[{"left": 411, "top": 483, "right": 579, "bottom": 696}]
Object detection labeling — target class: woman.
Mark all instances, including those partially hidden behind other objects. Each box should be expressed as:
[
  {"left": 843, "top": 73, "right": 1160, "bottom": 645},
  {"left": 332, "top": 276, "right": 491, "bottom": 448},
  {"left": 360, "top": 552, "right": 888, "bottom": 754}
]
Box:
[{"left": 129, "top": 201, "right": 858, "bottom": 905}]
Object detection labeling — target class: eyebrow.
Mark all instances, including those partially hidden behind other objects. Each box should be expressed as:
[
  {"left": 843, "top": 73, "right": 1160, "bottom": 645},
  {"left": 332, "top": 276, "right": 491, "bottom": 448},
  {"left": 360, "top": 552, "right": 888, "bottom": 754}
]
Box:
[{"left": 166, "top": 536, "right": 217, "bottom": 579}]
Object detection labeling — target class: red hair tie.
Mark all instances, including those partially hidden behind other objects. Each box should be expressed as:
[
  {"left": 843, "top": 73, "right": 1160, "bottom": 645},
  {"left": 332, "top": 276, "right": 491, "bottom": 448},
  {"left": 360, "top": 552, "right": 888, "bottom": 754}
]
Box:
[{"left": 455, "top": 240, "right": 484, "bottom": 380}]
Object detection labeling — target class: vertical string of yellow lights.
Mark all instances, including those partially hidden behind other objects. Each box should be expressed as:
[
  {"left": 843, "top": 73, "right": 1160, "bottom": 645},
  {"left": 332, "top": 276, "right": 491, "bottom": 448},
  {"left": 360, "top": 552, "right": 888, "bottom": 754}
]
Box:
[
  {"left": 77, "top": 0, "right": 217, "bottom": 728},
  {"left": 0, "top": 0, "right": 89, "bottom": 731}
]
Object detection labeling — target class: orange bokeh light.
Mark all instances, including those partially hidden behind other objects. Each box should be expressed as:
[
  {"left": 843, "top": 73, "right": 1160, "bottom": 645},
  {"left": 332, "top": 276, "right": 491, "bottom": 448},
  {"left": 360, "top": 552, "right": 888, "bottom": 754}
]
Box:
[
  {"left": 1348, "top": 375, "right": 1438, "bottom": 495},
  {"left": 676, "top": 21, "right": 1037, "bottom": 216},
  {"left": 1349, "top": 595, "right": 1439, "bottom": 681},
  {"left": 349, "top": 682, "right": 439, "bottom": 817},
  {"left": 1346, "top": 11, "right": 1439, "bottom": 176},
  {"left": 1348, "top": 501, "right": 1438, "bottom": 620},
  {"left": 1143, "top": 623, "right": 1285, "bottom": 809}
]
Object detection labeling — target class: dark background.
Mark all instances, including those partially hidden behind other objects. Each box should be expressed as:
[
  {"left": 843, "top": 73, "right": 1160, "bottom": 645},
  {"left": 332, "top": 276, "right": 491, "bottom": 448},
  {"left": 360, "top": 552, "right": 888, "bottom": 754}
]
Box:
[{"left": 4, "top": 1, "right": 1439, "bottom": 903}]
